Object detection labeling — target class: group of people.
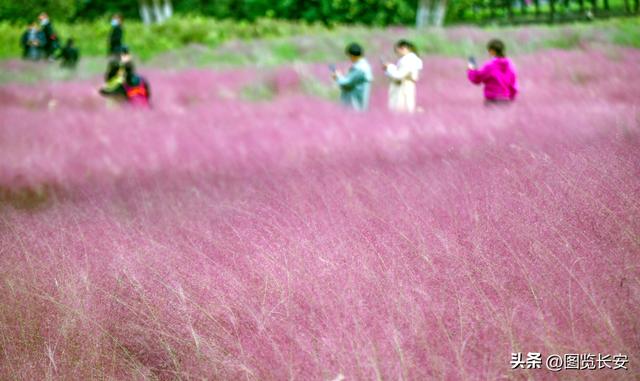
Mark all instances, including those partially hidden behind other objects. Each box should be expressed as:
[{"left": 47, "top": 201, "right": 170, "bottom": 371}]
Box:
[
  {"left": 19, "top": 11, "right": 128, "bottom": 70},
  {"left": 19, "top": 10, "right": 148, "bottom": 106},
  {"left": 332, "top": 38, "right": 518, "bottom": 112},
  {"left": 20, "top": 10, "right": 514, "bottom": 111},
  {"left": 20, "top": 13, "right": 79, "bottom": 68}
]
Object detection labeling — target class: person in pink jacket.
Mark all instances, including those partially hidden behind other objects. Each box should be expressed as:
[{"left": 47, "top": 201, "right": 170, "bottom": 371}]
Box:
[{"left": 467, "top": 39, "right": 518, "bottom": 104}]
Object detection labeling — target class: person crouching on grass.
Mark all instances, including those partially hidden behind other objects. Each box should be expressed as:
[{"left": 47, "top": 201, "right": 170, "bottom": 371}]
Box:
[
  {"left": 331, "top": 43, "right": 373, "bottom": 111},
  {"left": 57, "top": 38, "right": 79, "bottom": 69},
  {"left": 467, "top": 39, "right": 518, "bottom": 105},
  {"left": 383, "top": 40, "right": 423, "bottom": 113},
  {"left": 100, "top": 62, "right": 151, "bottom": 108},
  {"left": 99, "top": 46, "right": 130, "bottom": 106}
]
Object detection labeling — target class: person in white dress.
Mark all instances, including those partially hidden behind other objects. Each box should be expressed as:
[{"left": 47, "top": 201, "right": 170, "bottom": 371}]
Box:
[{"left": 383, "top": 40, "right": 423, "bottom": 113}]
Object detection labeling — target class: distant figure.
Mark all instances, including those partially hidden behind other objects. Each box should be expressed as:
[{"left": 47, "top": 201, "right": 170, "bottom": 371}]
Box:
[
  {"left": 100, "top": 46, "right": 131, "bottom": 102},
  {"left": 105, "top": 46, "right": 131, "bottom": 83},
  {"left": 100, "top": 59, "right": 127, "bottom": 105},
  {"left": 332, "top": 43, "right": 373, "bottom": 111},
  {"left": 383, "top": 40, "right": 423, "bottom": 113},
  {"left": 467, "top": 39, "right": 518, "bottom": 104},
  {"left": 108, "top": 14, "right": 124, "bottom": 56},
  {"left": 100, "top": 46, "right": 131, "bottom": 104},
  {"left": 101, "top": 62, "right": 151, "bottom": 108},
  {"left": 21, "top": 22, "right": 44, "bottom": 61},
  {"left": 57, "top": 38, "right": 79, "bottom": 68},
  {"left": 38, "top": 13, "right": 59, "bottom": 59}
]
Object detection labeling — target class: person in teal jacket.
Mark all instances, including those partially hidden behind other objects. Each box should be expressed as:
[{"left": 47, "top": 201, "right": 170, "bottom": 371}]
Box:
[{"left": 332, "top": 43, "right": 373, "bottom": 111}]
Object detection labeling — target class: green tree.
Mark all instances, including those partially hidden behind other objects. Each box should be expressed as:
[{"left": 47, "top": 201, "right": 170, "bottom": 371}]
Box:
[
  {"left": 0, "top": 0, "right": 428, "bottom": 26},
  {"left": 0, "top": 0, "right": 78, "bottom": 23}
]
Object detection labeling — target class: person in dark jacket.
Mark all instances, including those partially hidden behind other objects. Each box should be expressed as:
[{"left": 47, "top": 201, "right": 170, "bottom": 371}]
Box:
[
  {"left": 21, "top": 22, "right": 45, "bottom": 60},
  {"left": 105, "top": 46, "right": 131, "bottom": 85},
  {"left": 100, "top": 46, "right": 132, "bottom": 102},
  {"left": 39, "top": 12, "right": 59, "bottom": 59},
  {"left": 57, "top": 38, "right": 79, "bottom": 68},
  {"left": 108, "top": 14, "right": 124, "bottom": 57}
]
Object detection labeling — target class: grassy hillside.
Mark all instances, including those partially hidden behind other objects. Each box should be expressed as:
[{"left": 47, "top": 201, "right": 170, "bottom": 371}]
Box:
[{"left": 1, "top": 16, "right": 639, "bottom": 62}]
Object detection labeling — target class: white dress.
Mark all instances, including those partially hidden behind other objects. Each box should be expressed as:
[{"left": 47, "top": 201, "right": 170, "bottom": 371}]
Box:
[{"left": 385, "top": 52, "right": 423, "bottom": 113}]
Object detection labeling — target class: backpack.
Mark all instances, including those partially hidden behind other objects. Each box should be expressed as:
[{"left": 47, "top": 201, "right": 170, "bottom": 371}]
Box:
[{"left": 122, "top": 77, "right": 150, "bottom": 107}]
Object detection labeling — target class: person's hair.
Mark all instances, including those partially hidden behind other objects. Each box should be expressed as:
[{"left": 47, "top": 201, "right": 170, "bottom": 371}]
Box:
[
  {"left": 39, "top": 12, "right": 48, "bottom": 18},
  {"left": 345, "top": 43, "right": 363, "bottom": 57},
  {"left": 66, "top": 38, "right": 74, "bottom": 46},
  {"left": 395, "top": 39, "right": 418, "bottom": 54},
  {"left": 487, "top": 39, "right": 506, "bottom": 57}
]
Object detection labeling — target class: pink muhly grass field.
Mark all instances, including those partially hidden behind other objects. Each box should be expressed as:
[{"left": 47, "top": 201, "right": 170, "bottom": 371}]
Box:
[{"left": 0, "top": 48, "right": 639, "bottom": 380}]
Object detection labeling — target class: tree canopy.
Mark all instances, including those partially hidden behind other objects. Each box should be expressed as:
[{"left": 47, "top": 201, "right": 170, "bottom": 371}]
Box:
[
  {"left": 0, "top": 0, "right": 420, "bottom": 25},
  {"left": 2, "top": 0, "right": 636, "bottom": 26}
]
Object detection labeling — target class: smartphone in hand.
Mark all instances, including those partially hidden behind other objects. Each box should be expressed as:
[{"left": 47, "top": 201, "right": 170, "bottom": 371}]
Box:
[
  {"left": 328, "top": 64, "right": 336, "bottom": 72},
  {"left": 468, "top": 56, "right": 477, "bottom": 68}
]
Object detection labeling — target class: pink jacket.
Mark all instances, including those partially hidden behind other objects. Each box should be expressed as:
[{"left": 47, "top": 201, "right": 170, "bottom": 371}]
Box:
[{"left": 467, "top": 57, "right": 518, "bottom": 101}]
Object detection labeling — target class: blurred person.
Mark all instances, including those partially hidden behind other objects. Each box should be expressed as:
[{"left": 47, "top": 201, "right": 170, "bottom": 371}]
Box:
[
  {"left": 104, "top": 59, "right": 123, "bottom": 85},
  {"left": 57, "top": 38, "right": 79, "bottom": 68},
  {"left": 39, "top": 12, "right": 60, "bottom": 60},
  {"left": 331, "top": 43, "right": 373, "bottom": 111},
  {"left": 21, "top": 22, "right": 44, "bottom": 61},
  {"left": 467, "top": 39, "right": 518, "bottom": 105},
  {"left": 100, "top": 61, "right": 127, "bottom": 105},
  {"left": 100, "top": 62, "right": 151, "bottom": 108},
  {"left": 101, "top": 46, "right": 131, "bottom": 91},
  {"left": 383, "top": 40, "right": 423, "bottom": 113},
  {"left": 100, "top": 46, "right": 130, "bottom": 104},
  {"left": 108, "top": 14, "right": 124, "bottom": 57}
]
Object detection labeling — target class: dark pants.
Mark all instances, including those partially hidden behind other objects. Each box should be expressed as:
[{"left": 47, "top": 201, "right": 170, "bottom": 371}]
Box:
[{"left": 23, "top": 46, "right": 42, "bottom": 61}]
